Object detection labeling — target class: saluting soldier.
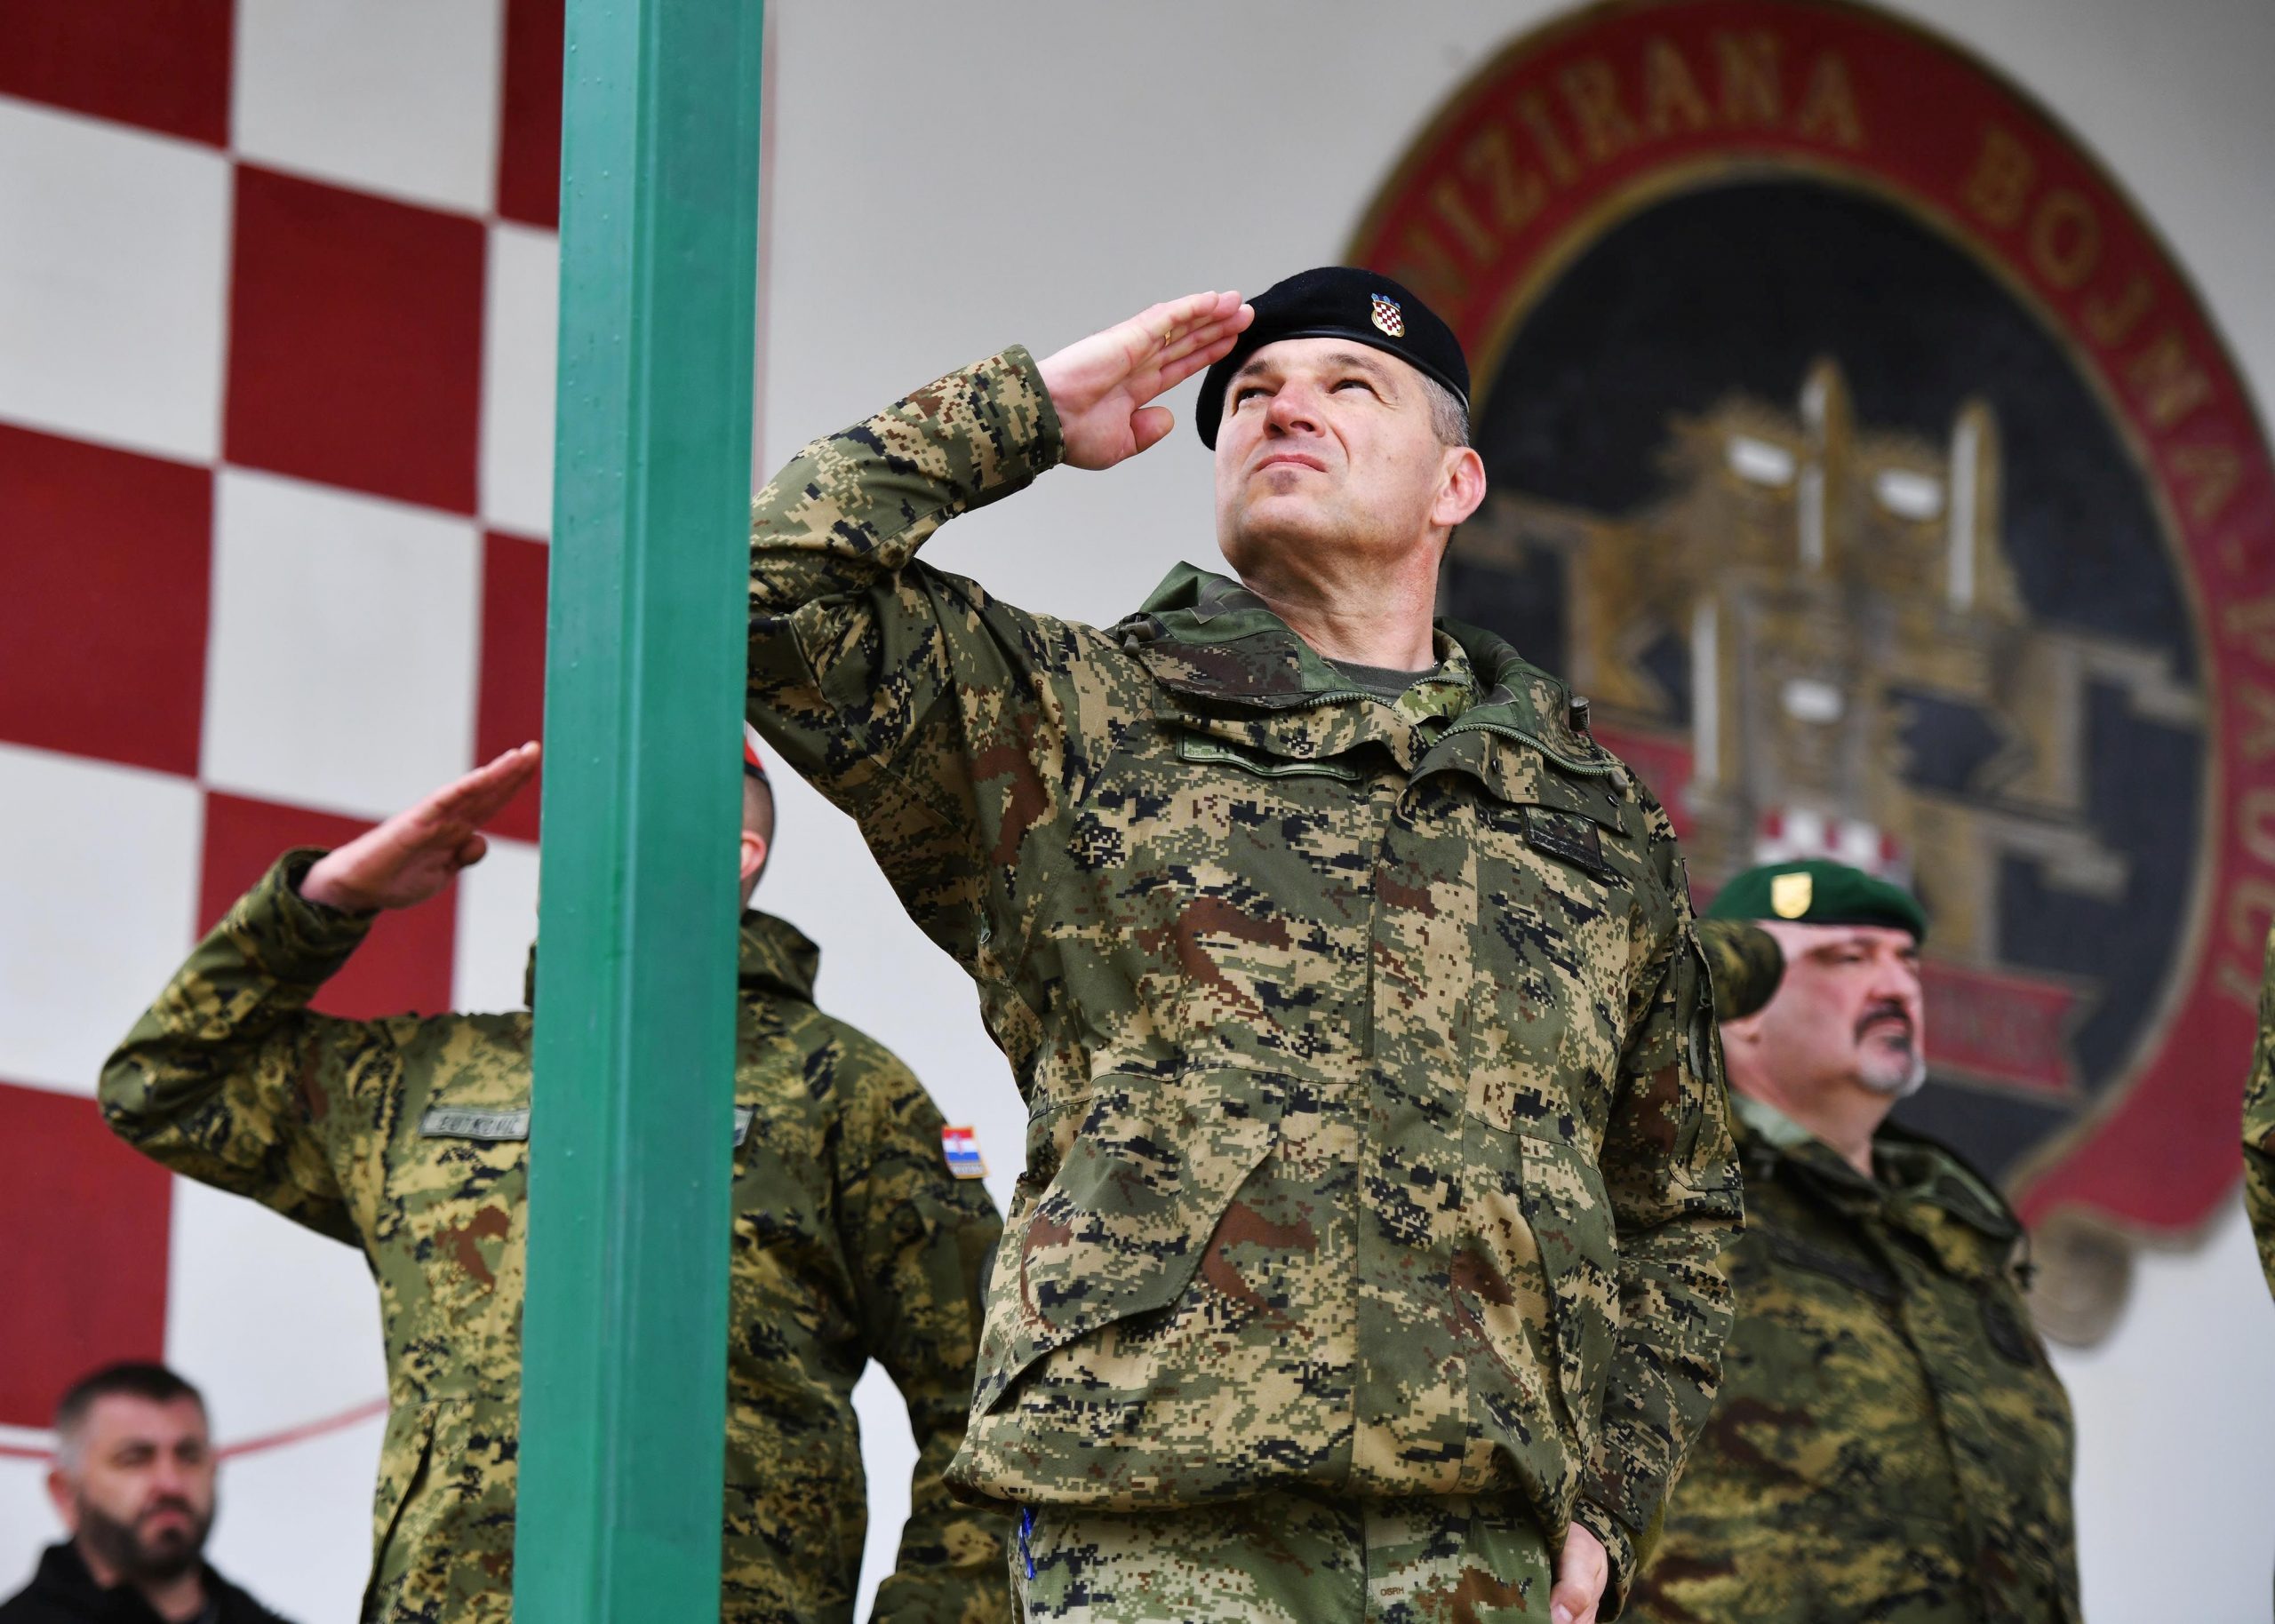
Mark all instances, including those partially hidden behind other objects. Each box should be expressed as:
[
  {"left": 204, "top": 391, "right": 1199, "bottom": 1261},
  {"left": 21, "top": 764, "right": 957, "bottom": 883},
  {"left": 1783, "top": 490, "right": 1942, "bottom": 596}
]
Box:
[
  {"left": 744, "top": 271, "right": 1745, "bottom": 1624},
  {"left": 99, "top": 736, "right": 1010, "bottom": 1624},
  {"left": 1632, "top": 859, "right": 2080, "bottom": 1624}
]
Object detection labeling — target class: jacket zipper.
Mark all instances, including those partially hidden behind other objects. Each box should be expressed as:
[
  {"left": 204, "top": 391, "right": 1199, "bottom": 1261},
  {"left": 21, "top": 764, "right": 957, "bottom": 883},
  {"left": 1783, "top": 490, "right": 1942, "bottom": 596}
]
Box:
[{"left": 1440, "top": 719, "right": 1624, "bottom": 778}]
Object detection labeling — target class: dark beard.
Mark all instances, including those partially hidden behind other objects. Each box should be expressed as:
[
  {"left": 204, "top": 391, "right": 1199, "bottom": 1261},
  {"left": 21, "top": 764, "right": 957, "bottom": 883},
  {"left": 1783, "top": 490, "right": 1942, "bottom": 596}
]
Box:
[{"left": 76, "top": 1495, "right": 207, "bottom": 1586}]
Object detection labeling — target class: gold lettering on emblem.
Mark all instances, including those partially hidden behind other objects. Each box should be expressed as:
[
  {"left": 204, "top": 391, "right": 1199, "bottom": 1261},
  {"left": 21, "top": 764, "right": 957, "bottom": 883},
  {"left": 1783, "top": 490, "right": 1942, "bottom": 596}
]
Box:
[
  {"left": 2084, "top": 274, "right": 2153, "bottom": 346},
  {"left": 1391, "top": 223, "right": 1471, "bottom": 310},
  {"left": 1431, "top": 176, "right": 1499, "bottom": 260},
  {"left": 1714, "top": 30, "right": 1783, "bottom": 126},
  {"left": 2171, "top": 444, "right": 2243, "bottom": 525},
  {"left": 1461, "top": 123, "right": 1547, "bottom": 235},
  {"left": 1561, "top": 59, "right": 1639, "bottom": 162},
  {"left": 2223, "top": 879, "right": 2275, "bottom": 1006},
  {"left": 2127, "top": 331, "right": 2214, "bottom": 429},
  {"left": 1515, "top": 91, "right": 1580, "bottom": 185},
  {"left": 2241, "top": 789, "right": 2275, "bottom": 868},
  {"left": 2236, "top": 684, "right": 2275, "bottom": 762},
  {"left": 1792, "top": 52, "right": 1865, "bottom": 148},
  {"left": 2029, "top": 189, "right": 2101, "bottom": 290},
  {"left": 1641, "top": 36, "right": 1712, "bottom": 137},
  {"left": 2223, "top": 596, "right": 2275, "bottom": 663},
  {"left": 1962, "top": 125, "right": 2036, "bottom": 227}
]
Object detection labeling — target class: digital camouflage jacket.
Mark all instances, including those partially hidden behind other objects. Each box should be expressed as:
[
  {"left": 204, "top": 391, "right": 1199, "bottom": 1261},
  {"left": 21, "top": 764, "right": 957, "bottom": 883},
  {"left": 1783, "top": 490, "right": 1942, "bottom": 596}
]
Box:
[
  {"left": 99, "top": 852, "right": 1010, "bottom": 1624},
  {"left": 745, "top": 346, "right": 1744, "bottom": 1611},
  {"left": 2247, "top": 925, "right": 2275, "bottom": 1295},
  {"left": 1632, "top": 1094, "right": 2079, "bottom": 1624}
]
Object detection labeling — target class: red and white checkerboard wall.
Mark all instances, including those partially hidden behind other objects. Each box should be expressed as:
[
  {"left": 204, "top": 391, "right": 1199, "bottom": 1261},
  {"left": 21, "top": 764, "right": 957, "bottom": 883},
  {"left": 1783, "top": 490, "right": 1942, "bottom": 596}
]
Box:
[{"left": 0, "top": 0, "right": 572, "bottom": 1554}]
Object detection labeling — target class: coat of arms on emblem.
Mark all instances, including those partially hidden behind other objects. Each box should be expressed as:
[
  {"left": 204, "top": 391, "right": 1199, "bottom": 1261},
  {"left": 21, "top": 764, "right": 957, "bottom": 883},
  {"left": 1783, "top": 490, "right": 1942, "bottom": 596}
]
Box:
[
  {"left": 1351, "top": 0, "right": 2275, "bottom": 1342},
  {"left": 1370, "top": 294, "right": 1404, "bottom": 338}
]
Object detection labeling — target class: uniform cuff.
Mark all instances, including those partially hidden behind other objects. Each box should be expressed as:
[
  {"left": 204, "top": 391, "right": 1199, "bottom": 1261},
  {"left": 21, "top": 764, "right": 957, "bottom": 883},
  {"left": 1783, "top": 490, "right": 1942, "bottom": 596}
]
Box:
[
  {"left": 1571, "top": 1501, "right": 1638, "bottom": 1620},
  {"left": 240, "top": 848, "right": 376, "bottom": 981},
  {"left": 971, "top": 345, "right": 1066, "bottom": 496}
]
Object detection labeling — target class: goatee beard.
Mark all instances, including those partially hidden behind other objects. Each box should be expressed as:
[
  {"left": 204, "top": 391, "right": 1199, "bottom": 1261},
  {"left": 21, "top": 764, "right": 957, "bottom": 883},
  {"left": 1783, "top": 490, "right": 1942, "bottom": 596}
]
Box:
[{"left": 1860, "top": 1047, "right": 1928, "bottom": 1100}]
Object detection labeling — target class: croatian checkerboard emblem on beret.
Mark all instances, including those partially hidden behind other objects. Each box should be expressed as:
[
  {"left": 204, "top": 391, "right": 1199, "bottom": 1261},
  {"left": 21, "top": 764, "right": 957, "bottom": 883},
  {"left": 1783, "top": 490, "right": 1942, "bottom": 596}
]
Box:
[{"left": 1370, "top": 293, "right": 1404, "bottom": 338}]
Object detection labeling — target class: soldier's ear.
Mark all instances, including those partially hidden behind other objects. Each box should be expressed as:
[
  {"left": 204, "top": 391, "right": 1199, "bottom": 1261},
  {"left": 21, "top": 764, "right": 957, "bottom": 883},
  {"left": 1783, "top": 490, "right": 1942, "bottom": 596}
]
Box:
[
  {"left": 44, "top": 1463, "right": 76, "bottom": 1532},
  {"left": 1433, "top": 445, "right": 1486, "bottom": 529},
  {"left": 738, "top": 830, "right": 770, "bottom": 893}
]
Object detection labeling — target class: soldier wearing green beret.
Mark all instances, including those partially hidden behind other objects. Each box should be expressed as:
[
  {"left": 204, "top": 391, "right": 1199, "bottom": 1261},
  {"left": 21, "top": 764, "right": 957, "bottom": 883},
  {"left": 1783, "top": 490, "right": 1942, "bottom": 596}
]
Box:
[
  {"left": 1631, "top": 859, "right": 2080, "bottom": 1624},
  {"left": 98, "top": 740, "right": 1010, "bottom": 1624},
  {"left": 746, "top": 271, "right": 1746, "bottom": 1623}
]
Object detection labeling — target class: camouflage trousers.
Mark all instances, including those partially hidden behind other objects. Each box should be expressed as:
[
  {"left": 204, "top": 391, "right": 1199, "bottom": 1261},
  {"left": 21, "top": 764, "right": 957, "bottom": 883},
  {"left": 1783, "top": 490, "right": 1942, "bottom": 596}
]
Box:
[{"left": 1010, "top": 1492, "right": 1552, "bottom": 1623}]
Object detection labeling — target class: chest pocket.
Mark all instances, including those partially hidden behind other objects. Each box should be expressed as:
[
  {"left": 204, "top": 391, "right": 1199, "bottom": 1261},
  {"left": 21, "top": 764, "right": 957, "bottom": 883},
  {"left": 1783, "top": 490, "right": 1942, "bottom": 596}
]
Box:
[
  {"left": 1070, "top": 710, "right": 1389, "bottom": 1072},
  {"left": 406, "top": 1098, "right": 531, "bottom": 1320},
  {"left": 1457, "top": 732, "right": 1641, "bottom": 1138}
]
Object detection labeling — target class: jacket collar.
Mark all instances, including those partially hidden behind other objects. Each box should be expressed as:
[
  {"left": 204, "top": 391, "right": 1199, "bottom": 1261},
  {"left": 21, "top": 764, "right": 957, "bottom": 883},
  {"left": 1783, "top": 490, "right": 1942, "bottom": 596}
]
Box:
[
  {"left": 518, "top": 909, "right": 821, "bottom": 1010},
  {"left": 736, "top": 909, "right": 820, "bottom": 1002},
  {"left": 30, "top": 1540, "right": 238, "bottom": 1620},
  {"left": 1731, "top": 1091, "right": 2018, "bottom": 1243},
  {"left": 1117, "top": 562, "right": 1607, "bottom": 765}
]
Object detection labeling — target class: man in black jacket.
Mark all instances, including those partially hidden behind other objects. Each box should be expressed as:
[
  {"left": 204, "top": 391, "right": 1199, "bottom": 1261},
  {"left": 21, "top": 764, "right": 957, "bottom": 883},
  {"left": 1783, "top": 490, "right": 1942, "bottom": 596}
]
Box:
[{"left": 2, "top": 1364, "right": 292, "bottom": 1624}]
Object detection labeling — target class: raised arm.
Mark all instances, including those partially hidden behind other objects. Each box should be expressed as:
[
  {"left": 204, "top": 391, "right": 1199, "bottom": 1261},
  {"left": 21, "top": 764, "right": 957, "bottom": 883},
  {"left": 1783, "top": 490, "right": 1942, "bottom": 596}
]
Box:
[
  {"left": 834, "top": 1038, "right": 1010, "bottom": 1624},
  {"left": 745, "top": 297, "right": 1249, "bottom": 966},
  {"left": 98, "top": 746, "right": 539, "bottom": 1244},
  {"left": 1569, "top": 808, "right": 1744, "bottom": 1620}
]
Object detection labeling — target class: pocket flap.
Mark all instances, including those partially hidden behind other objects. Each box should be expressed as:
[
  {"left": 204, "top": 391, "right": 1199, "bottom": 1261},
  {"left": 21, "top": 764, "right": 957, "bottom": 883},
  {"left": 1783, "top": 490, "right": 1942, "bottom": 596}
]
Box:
[
  {"left": 1478, "top": 735, "right": 1632, "bottom": 833},
  {"left": 975, "top": 1066, "right": 1284, "bottom": 1413}
]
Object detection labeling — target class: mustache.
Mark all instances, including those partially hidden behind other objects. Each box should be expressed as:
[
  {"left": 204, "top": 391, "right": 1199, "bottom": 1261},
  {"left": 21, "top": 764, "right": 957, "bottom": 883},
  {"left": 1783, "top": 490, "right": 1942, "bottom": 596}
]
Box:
[
  {"left": 1854, "top": 999, "right": 1914, "bottom": 1043},
  {"left": 139, "top": 1496, "right": 197, "bottom": 1524}
]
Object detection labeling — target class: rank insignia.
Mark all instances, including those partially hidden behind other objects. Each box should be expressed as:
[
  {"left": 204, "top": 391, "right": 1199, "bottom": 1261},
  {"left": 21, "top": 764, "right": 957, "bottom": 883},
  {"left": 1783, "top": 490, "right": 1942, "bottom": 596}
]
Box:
[
  {"left": 1370, "top": 293, "right": 1404, "bottom": 338},
  {"left": 941, "top": 1126, "right": 986, "bottom": 1179}
]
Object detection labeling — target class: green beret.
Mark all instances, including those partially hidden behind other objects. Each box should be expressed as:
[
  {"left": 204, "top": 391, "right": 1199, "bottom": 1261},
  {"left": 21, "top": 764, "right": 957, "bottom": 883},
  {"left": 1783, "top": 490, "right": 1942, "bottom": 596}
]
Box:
[{"left": 1703, "top": 857, "right": 1928, "bottom": 941}]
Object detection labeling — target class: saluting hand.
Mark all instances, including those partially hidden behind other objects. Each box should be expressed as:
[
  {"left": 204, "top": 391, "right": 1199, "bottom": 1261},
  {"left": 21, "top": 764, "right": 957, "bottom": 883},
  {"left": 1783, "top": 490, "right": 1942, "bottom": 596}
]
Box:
[
  {"left": 1034, "top": 291, "right": 1252, "bottom": 470},
  {"left": 300, "top": 743, "right": 541, "bottom": 912}
]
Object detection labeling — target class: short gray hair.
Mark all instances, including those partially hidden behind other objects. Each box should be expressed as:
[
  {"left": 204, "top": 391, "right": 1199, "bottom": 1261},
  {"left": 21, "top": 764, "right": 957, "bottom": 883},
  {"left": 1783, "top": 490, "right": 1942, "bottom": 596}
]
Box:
[{"left": 1421, "top": 374, "right": 1471, "bottom": 449}]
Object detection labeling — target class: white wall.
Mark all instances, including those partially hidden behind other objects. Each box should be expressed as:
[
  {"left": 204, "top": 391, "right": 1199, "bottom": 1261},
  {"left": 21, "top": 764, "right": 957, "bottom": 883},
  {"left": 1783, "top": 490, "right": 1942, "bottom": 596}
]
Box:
[{"left": 4, "top": 4, "right": 2268, "bottom": 1620}]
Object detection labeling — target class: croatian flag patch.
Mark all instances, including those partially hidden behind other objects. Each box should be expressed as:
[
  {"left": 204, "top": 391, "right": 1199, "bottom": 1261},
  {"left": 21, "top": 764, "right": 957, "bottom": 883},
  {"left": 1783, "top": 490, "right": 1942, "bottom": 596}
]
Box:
[{"left": 942, "top": 1126, "right": 987, "bottom": 1180}]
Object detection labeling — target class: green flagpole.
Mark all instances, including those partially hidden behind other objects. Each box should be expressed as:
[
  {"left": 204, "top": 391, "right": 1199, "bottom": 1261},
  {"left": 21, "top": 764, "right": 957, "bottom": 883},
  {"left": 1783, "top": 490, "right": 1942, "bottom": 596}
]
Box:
[{"left": 517, "top": 2, "right": 763, "bottom": 1616}]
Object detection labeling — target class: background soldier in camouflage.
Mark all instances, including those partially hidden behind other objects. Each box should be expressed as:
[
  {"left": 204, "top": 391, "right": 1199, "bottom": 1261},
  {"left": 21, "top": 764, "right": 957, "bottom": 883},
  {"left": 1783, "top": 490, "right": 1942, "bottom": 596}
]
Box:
[
  {"left": 1632, "top": 859, "right": 2080, "bottom": 1624},
  {"left": 746, "top": 270, "right": 1744, "bottom": 1624},
  {"left": 2247, "top": 925, "right": 2275, "bottom": 1295},
  {"left": 99, "top": 739, "right": 1010, "bottom": 1624}
]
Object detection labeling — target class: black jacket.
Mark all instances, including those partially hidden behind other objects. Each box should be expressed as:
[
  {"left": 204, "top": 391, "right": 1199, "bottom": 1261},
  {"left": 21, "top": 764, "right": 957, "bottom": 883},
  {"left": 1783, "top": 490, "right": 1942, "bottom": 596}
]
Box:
[{"left": 0, "top": 1544, "right": 294, "bottom": 1624}]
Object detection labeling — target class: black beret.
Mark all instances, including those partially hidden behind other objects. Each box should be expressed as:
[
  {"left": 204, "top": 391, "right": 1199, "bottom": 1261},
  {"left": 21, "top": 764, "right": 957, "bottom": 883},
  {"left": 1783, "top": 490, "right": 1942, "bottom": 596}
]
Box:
[
  {"left": 1196, "top": 267, "right": 1469, "bottom": 449},
  {"left": 1704, "top": 858, "right": 1928, "bottom": 941}
]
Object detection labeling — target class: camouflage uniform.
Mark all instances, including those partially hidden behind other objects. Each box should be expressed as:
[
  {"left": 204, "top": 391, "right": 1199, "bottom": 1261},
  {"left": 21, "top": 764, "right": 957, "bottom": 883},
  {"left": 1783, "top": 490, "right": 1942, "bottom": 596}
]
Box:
[
  {"left": 100, "top": 851, "right": 1010, "bottom": 1624},
  {"left": 2247, "top": 924, "right": 2275, "bottom": 1295},
  {"left": 746, "top": 348, "right": 1743, "bottom": 1619},
  {"left": 1693, "top": 920, "right": 1783, "bottom": 1023},
  {"left": 1632, "top": 1094, "right": 2079, "bottom": 1624}
]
